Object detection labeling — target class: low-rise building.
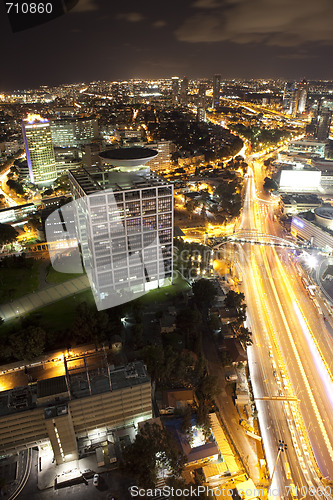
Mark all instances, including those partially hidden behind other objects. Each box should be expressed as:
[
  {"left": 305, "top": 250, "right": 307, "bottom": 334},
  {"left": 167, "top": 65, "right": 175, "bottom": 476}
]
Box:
[
  {"left": 0, "top": 358, "right": 152, "bottom": 464},
  {"left": 288, "top": 139, "right": 327, "bottom": 158},
  {"left": 279, "top": 194, "right": 322, "bottom": 215},
  {"left": 291, "top": 211, "right": 333, "bottom": 253}
]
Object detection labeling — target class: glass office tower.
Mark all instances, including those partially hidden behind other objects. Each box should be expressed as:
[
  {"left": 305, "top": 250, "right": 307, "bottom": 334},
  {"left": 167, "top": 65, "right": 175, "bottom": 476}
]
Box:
[{"left": 22, "top": 114, "right": 57, "bottom": 186}]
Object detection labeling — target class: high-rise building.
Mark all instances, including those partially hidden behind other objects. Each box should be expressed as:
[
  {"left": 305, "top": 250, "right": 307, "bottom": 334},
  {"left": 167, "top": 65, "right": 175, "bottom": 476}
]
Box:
[
  {"left": 197, "top": 107, "right": 206, "bottom": 122},
  {"left": 180, "top": 77, "right": 189, "bottom": 105},
  {"left": 213, "top": 74, "right": 221, "bottom": 109},
  {"left": 282, "top": 82, "right": 294, "bottom": 113},
  {"left": 22, "top": 114, "right": 57, "bottom": 186},
  {"left": 146, "top": 140, "right": 175, "bottom": 172},
  {"left": 80, "top": 142, "right": 103, "bottom": 168},
  {"left": 68, "top": 147, "right": 174, "bottom": 311},
  {"left": 171, "top": 77, "right": 180, "bottom": 105},
  {"left": 50, "top": 117, "right": 99, "bottom": 147},
  {"left": 290, "top": 83, "right": 300, "bottom": 116},
  {"left": 315, "top": 108, "right": 332, "bottom": 141},
  {"left": 197, "top": 83, "right": 206, "bottom": 109},
  {"left": 297, "top": 79, "right": 308, "bottom": 114}
]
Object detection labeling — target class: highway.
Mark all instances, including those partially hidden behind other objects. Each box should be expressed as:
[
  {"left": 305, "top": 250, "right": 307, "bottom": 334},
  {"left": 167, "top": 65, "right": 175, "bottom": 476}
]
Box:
[{"left": 216, "top": 160, "right": 333, "bottom": 498}]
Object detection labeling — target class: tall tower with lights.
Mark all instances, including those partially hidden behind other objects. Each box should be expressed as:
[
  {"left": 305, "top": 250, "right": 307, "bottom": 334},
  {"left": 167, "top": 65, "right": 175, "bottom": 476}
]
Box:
[
  {"left": 22, "top": 114, "right": 57, "bottom": 186},
  {"left": 297, "top": 79, "right": 308, "bottom": 114},
  {"left": 213, "top": 74, "right": 221, "bottom": 109}
]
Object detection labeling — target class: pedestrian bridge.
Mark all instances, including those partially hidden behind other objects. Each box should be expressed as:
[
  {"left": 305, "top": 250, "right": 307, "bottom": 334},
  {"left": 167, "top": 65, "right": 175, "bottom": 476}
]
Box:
[{"left": 208, "top": 230, "right": 313, "bottom": 250}]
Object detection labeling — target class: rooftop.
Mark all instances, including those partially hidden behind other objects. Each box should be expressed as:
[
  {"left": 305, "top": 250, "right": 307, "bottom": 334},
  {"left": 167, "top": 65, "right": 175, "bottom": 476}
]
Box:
[
  {"left": 0, "top": 360, "right": 150, "bottom": 417},
  {"left": 69, "top": 166, "right": 172, "bottom": 197},
  {"left": 99, "top": 147, "right": 158, "bottom": 167}
]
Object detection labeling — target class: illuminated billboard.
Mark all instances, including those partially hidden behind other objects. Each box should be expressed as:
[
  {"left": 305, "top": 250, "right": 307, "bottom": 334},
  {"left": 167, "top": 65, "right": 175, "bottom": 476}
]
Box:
[{"left": 279, "top": 170, "right": 321, "bottom": 191}]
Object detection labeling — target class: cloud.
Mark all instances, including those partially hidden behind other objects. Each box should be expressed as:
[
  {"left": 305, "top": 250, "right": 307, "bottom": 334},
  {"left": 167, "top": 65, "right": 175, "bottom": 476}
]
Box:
[
  {"left": 152, "top": 20, "right": 167, "bottom": 28},
  {"left": 71, "top": 0, "right": 99, "bottom": 12},
  {"left": 193, "top": 0, "right": 222, "bottom": 8},
  {"left": 175, "top": 0, "right": 333, "bottom": 47},
  {"left": 116, "top": 12, "right": 145, "bottom": 23}
]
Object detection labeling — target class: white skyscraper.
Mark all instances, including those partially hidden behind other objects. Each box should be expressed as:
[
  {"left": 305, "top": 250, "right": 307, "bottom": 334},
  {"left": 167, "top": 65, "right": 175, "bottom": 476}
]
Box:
[{"left": 68, "top": 147, "right": 174, "bottom": 310}]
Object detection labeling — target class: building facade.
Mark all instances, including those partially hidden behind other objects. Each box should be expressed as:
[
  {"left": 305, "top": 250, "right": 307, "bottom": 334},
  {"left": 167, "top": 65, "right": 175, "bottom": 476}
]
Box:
[
  {"left": 213, "top": 74, "right": 221, "bottom": 109},
  {"left": 21, "top": 114, "right": 57, "bottom": 186},
  {"left": 0, "top": 360, "right": 152, "bottom": 464},
  {"left": 50, "top": 117, "right": 99, "bottom": 147},
  {"left": 145, "top": 139, "right": 175, "bottom": 172},
  {"left": 68, "top": 147, "right": 174, "bottom": 311}
]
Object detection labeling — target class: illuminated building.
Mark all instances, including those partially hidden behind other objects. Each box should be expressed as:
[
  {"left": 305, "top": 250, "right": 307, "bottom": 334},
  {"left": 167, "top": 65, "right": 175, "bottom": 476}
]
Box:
[
  {"left": 0, "top": 359, "right": 152, "bottom": 464},
  {"left": 315, "top": 107, "right": 332, "bottom": 141},
  {"left": 213, "top": 74, "right": 221, "bottom": 109},
  {"left": 180, "top": 76, "right": 189, "bottom": 105},
  {"left": 287, "top": 139, "right": 327, "bottom": 157},
  {"left": 197, "top": 107, "right": 206, "bottom": 122},
  {"left": 145, "top": 139, "right": 175, "bottom": 172},
  {"left": 291, "top": 211, "right": 333, "bottom": 252},
  {"left": 50, "top": 117, "right": 99, "bottom": 147},
  {"left": 282, "top": 82, "right": 294, "bottom": 113},
  {"left": 297, "top": 79, "right": 308, "bottom": 113},
  {"left": 290, "top": 83, "right": 300, "bottom": 116},
  {"left": 171, "top": 76, "right": 180, "bottom": 105},
  {"left": 21, "top": 114, "right": 57, "bottom": 186},
  {"left": 68, "top": 147, "right": 174, "bottom": 311},
  {"left": 197, "top": 82, "right": 206, "bottom": 108}
]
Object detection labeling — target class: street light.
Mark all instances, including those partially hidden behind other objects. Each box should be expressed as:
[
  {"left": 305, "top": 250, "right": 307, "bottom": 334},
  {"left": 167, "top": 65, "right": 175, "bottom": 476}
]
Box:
[{"left": 268, "top": 439, "right": 287, "bottom": 491}]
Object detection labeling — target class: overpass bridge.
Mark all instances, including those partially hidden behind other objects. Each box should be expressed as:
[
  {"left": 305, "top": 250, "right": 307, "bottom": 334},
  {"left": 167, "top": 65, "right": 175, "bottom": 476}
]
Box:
[{"left": 208, "top": 230, "right": 322, "bottom": 251}]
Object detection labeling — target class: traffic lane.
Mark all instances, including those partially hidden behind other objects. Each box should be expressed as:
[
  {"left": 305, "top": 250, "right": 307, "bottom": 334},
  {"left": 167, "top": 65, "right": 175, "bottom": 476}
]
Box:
[
  {"left": 261, "top": 249, "right": 333, "bottom": 478},
  {"left": 269, "top": 250, "right": 333, "bottom": 440},
  {"left": 276, "top": 251, "right": 333, "bottom": 376},
  {"left": 245, "top": 248, "right": 326, "bottom": 490},
  {"left": 244, "top": 269, "right": 306, "bottom": 493}
]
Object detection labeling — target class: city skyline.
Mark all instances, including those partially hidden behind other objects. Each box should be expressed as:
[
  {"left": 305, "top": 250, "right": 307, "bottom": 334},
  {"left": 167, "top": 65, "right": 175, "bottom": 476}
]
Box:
[{"left": 2, "top": 0, "right": 333, "bottom": 89}]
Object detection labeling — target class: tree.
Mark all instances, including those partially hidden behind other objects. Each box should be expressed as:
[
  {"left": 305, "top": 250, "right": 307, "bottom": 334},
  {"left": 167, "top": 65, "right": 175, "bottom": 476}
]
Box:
[
  {"left": 185, "top": 199, "right": 198, "bottom": 219},
  {"left": 131, "top": 322, "right": 143, "bottom": 347},
  {"left": 122, "top": 423, "right": 186, "bottom": 489},
  {"left": 10, "top": 326, "right": 46, "bottom": 360},
  {"left": 42, "top": 188, "right": 54, "bottom": 197},
  {"left": 196, "top": 401, "right": 211, "bottom": 440},
  {"left": 181, "top": 405, "right": 193, "bottom": 441},
  {"left": 28, "top": 216, "right": 41, "bottom": 231},
  {"left": 224, "top": 290, "right": 245, "bottom": 309},
  {"left": 0, "top": 223, "right": 18, "bottom": 245},
  {"left": 176, "top": 308, "right": 202, "bottom": 335},
  {"left": 192, "top": 278, "right": 216, "bottom": 306},
  {"left": 71, "top": 302, "right": 109, "bottom": 345},
  {"left": 143, "top": 344, "right": 165, "bottom": 381},
  {"left": 263, "top": 177, "right": 278, "bottom": 192},
  {"left": 6, "top": 179, "right": 24, "bottom": 195},
  {"left": 197, "top": 374, "right": 219, "bottom": 404},
  {"left": 234, "top": 324, "right": 253, "bottom": 345},
  {"left": 208, "top": 314, "right": 221, "bottom": 332}
]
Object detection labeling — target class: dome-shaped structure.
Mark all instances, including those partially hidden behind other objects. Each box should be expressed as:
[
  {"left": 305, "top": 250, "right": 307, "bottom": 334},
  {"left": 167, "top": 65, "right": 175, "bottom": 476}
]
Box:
[
  {"left": 99, "top": 147, "right": 158, "bottom": 169},
  {"left": 314, "top": 206, "right": 333, "bottom": 230}
]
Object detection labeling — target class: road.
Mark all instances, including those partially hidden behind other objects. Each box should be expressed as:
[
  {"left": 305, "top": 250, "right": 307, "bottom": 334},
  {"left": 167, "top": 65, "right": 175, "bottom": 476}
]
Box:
[
  {"left": 216, "top": 160, "right": 333, "bottom": 498},
  {"left": 0, "top": 168, "right": 17, "bottom": 207}
]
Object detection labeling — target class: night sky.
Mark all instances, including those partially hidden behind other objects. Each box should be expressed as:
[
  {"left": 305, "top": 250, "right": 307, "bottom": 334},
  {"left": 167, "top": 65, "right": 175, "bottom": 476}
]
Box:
[{"left": 1, "top": 0, "right": 333, "bottom": 90}]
